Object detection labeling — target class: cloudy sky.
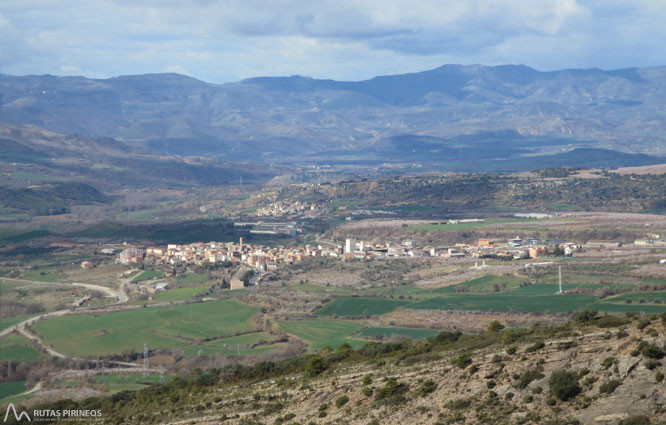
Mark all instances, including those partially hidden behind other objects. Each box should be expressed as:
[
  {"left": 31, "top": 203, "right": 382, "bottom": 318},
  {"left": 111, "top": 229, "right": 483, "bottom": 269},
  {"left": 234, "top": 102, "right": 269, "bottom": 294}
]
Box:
[{"left": 1, "top": 0, "right": 665, "bottom": 83}]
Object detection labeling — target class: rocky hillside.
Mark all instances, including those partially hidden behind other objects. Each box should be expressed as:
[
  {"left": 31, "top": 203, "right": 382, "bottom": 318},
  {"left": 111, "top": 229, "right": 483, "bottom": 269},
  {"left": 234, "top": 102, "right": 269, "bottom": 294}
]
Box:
[{"left": 16, "top": 312, "right": 666, "bottom": 425}]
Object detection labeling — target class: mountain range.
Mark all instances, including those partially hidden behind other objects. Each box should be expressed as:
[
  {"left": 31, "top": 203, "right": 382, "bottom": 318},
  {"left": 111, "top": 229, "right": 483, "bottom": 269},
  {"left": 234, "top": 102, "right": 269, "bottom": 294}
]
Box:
[{"left": 1, "top": 64, "right": 665, "bottom": 168}]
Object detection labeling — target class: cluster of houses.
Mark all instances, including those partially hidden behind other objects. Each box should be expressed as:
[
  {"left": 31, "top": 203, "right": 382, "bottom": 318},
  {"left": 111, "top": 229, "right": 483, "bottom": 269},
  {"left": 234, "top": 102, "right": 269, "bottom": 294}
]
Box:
[
  {"left": 339, "top": 237, "right": 581, "bottom": 260},
  {"left": 256, "top": 201, "right": 319, "bottom": 217},
  {"left": 113, "top": 232, "right": 664, "bottom": 287}
]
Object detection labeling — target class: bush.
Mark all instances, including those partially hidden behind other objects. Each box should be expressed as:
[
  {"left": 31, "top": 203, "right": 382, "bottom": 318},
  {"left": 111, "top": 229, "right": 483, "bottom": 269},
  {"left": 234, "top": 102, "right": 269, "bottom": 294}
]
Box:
[
  {"left": 618, "top": 416, "right": 651, "bottom": 425},
  {"left": 641, "top": 343, "right": 663, "bottom": 359},
  {"left": 548, "top": 369, "right": 581, "bottom": 401},
  {"left": 455, "top": 353, "right": 472, "bottom": 369},
  {"left": 419, "top": 379, "right": 437, "bottom": 396},
  {"left": 526, "top": 341, "right": 545, "bottom": 353},
  {"left": 445, "top": 398, "right": 471, "bottom": 410},
  {"left": 574, "top": 309, "right": 598, "bottom": 323},
  {"left": 487, "top": 320, "right": 505, "bottom": 333},
  {"left": 517, "top": 370, "right": 545, "bottom": 389},
  {"left": 637, "top": 318, "right": 651, "bottom": 330},
  {"left": 599, "top": 380, "right": 622, "bottom": 394},
  {"left": 435, "top": 331, "right": 462, "bottom": 344},
  {"left": 601, "top": 357, "right": 616, "bottom": 369},
  {"left": 362, "top": 374, "right": 372, "bottom": 386},
  {"left": 336, "top": 395, "right": 349, "bottom": 408},
  {"left": 375, "top": 377, "right": 409, "bottom": 405},
  {"left": 362, "top": 387, "right": 373, "bottom": 397},
  {"left": 304, "top": 355, "right": 326, "bottom": 377}
]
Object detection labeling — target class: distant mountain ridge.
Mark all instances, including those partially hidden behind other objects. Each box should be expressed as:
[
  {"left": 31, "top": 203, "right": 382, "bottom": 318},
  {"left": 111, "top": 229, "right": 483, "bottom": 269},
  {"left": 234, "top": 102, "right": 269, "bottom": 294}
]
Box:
[{"left": 1, "top": 64, "right": 665, "bottom": 166}]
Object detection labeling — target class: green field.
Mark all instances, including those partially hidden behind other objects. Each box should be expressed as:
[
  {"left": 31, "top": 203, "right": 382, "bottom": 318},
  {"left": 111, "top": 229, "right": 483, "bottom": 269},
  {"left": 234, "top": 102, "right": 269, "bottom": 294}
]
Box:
[
  {"left": 176, "top": 272, "right": 208, "bottom": 286},
  {"left": 33, "top": 299, "right": 260, "bottom": 357},
  {"left": 131, "top": 270, "right": 164, "bottom": 283},
  {"left": 153, "top": 285, "right": 210, "bottom": 302},
  {"left": 89, "top": 373, "right": 173, "bottom": 392},
  {"left": 185, "top": 332, "right": 286, "bottom": 357},
  {"left": 22, "top": 267, "right": 66, "bottom": 282},
  {"left": 358, "top": 327, "right": 439, "bottom": 340},
  {"left": 409, "top": 293, "right": 597, "bottom": 313},
  {"left": 286, "top": 282, "right": 353, "bottom": 296},
  {"left": 0, "top": 314, "right": 32, "bottom": 333},
  {"left": 314, "top": 297, "right": 411, "bottom": 317},
  {"left": 0, "top": 228, "right": 50, "bottom": 246},
  {"left": 0, "top": 334, "right": 43, "bottom": 362},
  {"left": 452, "top": 274, "right": 527, "bottom": 292},
  {"left": 0, "top": 381, "right": 27, "bottom": 400},
  {"left": 277, "top": 319, "right": 365, "bottom": 350}
]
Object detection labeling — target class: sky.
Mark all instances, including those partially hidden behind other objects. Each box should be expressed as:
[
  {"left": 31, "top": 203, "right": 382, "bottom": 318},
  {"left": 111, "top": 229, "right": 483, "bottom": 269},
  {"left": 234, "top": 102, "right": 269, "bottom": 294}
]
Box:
[{"left": 1, "top": 0, "right": 665, "bottom": 83}]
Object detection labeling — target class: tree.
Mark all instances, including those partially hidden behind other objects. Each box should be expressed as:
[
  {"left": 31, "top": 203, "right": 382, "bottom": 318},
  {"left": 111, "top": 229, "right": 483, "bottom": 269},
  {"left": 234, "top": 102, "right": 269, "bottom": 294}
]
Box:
[{"left": 304, "top": 355, "right": 326, "bottom": 377}]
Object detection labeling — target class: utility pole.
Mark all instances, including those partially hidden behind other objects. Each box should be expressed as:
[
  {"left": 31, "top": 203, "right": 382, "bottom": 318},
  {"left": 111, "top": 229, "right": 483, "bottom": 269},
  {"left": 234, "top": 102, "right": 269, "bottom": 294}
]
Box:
[
  {"left": 101, "top": 360, "right": 105, "bottom": 391},
  {"left": 143, "top": 342, "right": 148, "bottom": 377},
  {"left": 557, "top": 266, "right": 563, "bottom": 294}
]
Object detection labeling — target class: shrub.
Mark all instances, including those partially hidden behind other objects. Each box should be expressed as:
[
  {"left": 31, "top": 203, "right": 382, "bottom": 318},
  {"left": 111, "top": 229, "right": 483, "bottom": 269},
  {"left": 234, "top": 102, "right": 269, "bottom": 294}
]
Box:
[
  {"left": 284, "top": 413, "right": 296, "bottom": 420},
  {"left": 362, "top": 374, "right": 372, "bottom": 386},
  {"left": 526, "top": 341, "right": 545, "bottom": 353},
  {"left": 641, "top": 343, "right": 663, "bottom": 359},
  {"left": 375, "top": 377, "right": 409, "bottom": 405},
  {"left": 487, "top": 320, "right": 505, "bottom": 333},
  {"left": 637, "top": 318, "right": 651, "bottom": 330},
  {"left": 574, "top": 309, "right": 598, "bottom": 323},
  {"left": 523, "top": 395, "right": 533, "bottom": 403},
  {"left": 656, "top": 372, "right": 664, "bottom": 383},
  {"left": 304, "top": 355, "right": 326, "bottom": 377},
  {"left": 548, "top": 369, "right": 581, "bottom": 401},
  {"left": 618, "top": 416, "right": 651, "bottom": 425},
  {"left": 419, "top": 379, "right": 437, "bottom": 397},
  {"left": 455, "top": 353, "right": 472, "bottom": 369},
  {"left": 445, "top": 398, "right": 471, "bottom": 410},
  {"left": 601, "top": 357, "right": 616, "bottom": 369},
  {"left": 486, "top": 380, "right": 496, "bottom": 389},
  {"left": 645, "top": 359, "right": 660, "bottom": 370},
  {"left": 336, "top": 395, "right": 349, "bottom": 408},
  {"left": 362, "top": 387, "right": 373, "bottom": 397},
  {"left": 599, "top": 380, "right": 622, "bottom": 394},
  {"left": 435, "top": 331, "right": 462, "bottom": 344},
  {"left": 506, "top": 346, "right": 517, "bottom": 355},
  {"left": 517, "top": 370, "right": 545, "bottom": 389}
]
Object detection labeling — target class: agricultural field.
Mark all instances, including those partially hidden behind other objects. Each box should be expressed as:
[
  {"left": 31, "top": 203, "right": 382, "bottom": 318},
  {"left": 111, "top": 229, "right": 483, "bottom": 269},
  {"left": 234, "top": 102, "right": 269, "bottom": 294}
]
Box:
[
  {"left": 32, "top": 299, "right": 261, "bottom": 357},
  {"left": 0, "top": 334, "right": 44, "bottom": 362},
  {"left": 314, "top": 297, "right": 412, "bottom": 317},
  {"left": 0, "top": 380, "right": 27, "bottom": 401},
  {"left": 176, "top": 272, "right": 208, "bottom": 286},
  {"left": 357, "top": 326, "right": 439, "bottom": 341},
  {"left": 311, "top": 273, "right": 666, "bottom": 316},
  {"left": 131, "top": 270, "right": 164, "bottom": 283},
  {"left": 152, "top": 285, "right": 211, "bottom": 302},
  {"left": 276, "top": 319, "right": 365, "bottom": 350}
]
